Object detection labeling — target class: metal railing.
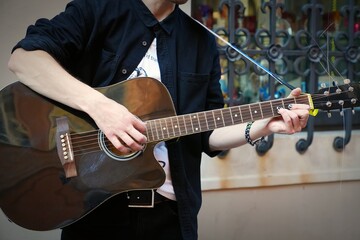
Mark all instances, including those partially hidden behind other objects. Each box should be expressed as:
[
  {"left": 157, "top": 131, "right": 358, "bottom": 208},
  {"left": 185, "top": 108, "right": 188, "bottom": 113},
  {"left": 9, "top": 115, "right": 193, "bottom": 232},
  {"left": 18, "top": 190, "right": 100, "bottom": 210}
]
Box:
[{"left": 192, "top": 0, "right": 360, "bottom": 154}]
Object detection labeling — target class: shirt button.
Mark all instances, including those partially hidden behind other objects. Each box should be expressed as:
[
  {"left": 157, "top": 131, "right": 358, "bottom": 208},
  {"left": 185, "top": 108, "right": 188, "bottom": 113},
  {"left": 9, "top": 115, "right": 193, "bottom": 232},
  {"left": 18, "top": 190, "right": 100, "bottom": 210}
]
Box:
[
  {"left": 142, "top": 41, "right": 147, "bottom": 46},
  {"left": 121, "top": 68, "right": 127, "bottom": 74}
]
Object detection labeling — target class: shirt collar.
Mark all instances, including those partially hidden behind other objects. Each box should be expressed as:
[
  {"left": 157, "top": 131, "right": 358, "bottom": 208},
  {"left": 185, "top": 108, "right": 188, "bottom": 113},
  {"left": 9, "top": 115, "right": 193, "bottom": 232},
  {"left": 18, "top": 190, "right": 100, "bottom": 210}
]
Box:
[{"left": 131, "top": 0, "right": 178, "bottom": 35}]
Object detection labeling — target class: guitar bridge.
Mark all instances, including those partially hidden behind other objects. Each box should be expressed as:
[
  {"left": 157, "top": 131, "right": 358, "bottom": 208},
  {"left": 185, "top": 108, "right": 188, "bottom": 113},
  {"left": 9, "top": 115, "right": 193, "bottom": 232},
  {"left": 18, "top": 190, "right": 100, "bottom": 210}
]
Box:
[{"left": 56, "top": 116, "right": 77, "bottom": 178}]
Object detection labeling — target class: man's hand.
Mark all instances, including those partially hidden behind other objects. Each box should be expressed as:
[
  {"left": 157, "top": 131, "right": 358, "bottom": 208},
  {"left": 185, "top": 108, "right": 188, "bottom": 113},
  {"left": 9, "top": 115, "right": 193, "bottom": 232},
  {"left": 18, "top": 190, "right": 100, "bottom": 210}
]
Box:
[
  {"left": 88, "top": 97, "right": 147, "bottom": 154},
  {"left": 266, "top": 88, "right": 310, "bottom": 134}
]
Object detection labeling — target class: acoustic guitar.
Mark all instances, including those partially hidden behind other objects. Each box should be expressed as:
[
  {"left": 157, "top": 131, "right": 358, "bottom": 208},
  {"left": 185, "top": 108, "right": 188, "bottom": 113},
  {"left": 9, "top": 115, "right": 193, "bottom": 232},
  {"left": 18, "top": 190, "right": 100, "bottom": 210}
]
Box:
[{"left": 0, "top": 77, "right": 358, "bottom": 230}]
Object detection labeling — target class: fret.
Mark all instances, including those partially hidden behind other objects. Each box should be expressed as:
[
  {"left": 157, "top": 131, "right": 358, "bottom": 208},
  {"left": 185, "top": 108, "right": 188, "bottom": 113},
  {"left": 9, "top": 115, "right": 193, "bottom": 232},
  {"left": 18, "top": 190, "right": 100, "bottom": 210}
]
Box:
[
  {"left": 181, "top": 115, "right": 187, "bottom": 135},
  {"left": 153, "top": 120, "right": 161, "bottom": 141},
  {"left": 152, "top": 120, "right": 159, "bottom": 141},
  {"left": 206, "top": 111, "right": 216, "bottom": 130},
  {"left": 169, "top": 117, "right": 175, "bottom": 137},
  {"left": 176, "top": 117, "right": 182, "bottom": 136},
  {"left": 240, "top": 105, "right": 252, "bottom": 122},
  {"left": 185, "top": 114, "right": 193, "bottom": 134},
  {"left": 211, "top": 110, "right": 217, "bottom": 128},
  {"left": 249, "top": 103, "right": 262, "bottom": 121},
  {"left": 213, "top": 109, "right": 225, "bottom": 128},
  {"left": 269, "top": 100, "right": 275, "bottom": 116},
  {"left": 165, "top": 118, "right": 174, "bottom": 139},
  {"left": 281, "top": 99, "right": 286, "bottom": 109},
  {"left": 259, "top": 103, "right": 264, "bottom": 119},
  {"left": 230, "top": 106, "right": 243, "bottom": 124},
  {"left": 172, "top": 116, "right": 181, "bottom": 137},
  {"left": 283, "top": 98, "right": 294, "bottom": 109},
  {"left": 272, "top": 99, "right": 283, "bottom": 115},
  {"left": 158, "top": 119, "right": 167, "bottom": 140},
  {"left": 146, "top": 120, "right": 154, "bottom": 142},
  {"left": 190, "top": 113, "right": 201, "bottom": 133},
  {"left": 202, "top": 111, "right": 210, "bottom": 131},
  {"left": 220, "top": 110, "right": 226, "bottom": 126},
  {"left": 197, "top": 112, "right": 208, "bottom": 132},
  {"left": 221, "top": 108, "right": 233, "bottom": 127},
  {"left": 260, "top": 101, "right": 275, "bottom": 118},
  {"left": 248, "top": 105, "right": 253, "bottom": 121}
]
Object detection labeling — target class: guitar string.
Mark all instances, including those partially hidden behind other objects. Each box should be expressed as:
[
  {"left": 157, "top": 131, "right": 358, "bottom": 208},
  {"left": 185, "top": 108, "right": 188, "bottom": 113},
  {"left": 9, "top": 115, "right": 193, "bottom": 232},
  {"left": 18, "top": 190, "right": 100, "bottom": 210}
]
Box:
[
  {"left": 68, "top": 92, "right": 349, "bottom": 145},
  {"left": 68, "top": 95, "right": 312, "bottom": 143},
  {"left": 68, "top": 93, "right": 348, "bottom": 147},
  {"left": 67, "top": 91, "right": 355, "bottom": 156}
]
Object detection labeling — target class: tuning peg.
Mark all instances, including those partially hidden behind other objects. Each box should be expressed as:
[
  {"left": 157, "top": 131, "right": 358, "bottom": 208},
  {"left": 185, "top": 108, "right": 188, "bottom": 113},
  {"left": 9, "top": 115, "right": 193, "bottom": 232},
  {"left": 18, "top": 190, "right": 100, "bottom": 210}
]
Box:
[
  {"left": 324, "top": 91, "right": 330, "bottom": 96},
  {"left": 321, "top": 82, "right": 327, "bottom": 88},
  {"left": 344, "top": 79, "right": 351, "bottom": 84},
  {"left": 336, "top": 88, "right": 342, "bottom": 94}
]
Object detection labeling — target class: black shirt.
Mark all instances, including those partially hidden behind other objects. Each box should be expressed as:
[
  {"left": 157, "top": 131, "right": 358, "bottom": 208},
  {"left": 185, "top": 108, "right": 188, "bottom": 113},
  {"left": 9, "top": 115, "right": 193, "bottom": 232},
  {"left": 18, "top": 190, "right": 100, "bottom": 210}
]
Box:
[{"left": 14, "top": 0, "right": 224, "bottom": 238}]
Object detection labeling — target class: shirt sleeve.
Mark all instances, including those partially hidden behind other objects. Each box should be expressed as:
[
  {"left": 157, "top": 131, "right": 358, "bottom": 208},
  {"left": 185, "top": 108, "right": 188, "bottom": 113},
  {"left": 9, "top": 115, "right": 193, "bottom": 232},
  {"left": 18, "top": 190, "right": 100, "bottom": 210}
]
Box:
[{"left": 12, "top": 0, "right": 93, "bottom": 68}]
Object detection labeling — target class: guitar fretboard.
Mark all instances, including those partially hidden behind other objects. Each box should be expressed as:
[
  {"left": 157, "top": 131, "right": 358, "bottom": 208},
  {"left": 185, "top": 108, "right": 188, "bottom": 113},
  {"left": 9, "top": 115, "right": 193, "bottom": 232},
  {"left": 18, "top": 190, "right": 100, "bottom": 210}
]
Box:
[{"left": 145, "top": 95, "right": 311, "bottom": 142}]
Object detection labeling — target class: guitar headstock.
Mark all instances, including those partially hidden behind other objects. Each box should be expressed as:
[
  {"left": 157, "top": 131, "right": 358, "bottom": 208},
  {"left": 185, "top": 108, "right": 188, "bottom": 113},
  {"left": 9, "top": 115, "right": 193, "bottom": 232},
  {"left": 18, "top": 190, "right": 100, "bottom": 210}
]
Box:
[{"left": 311, "top": 80, "right": 360, "bottom": 112}]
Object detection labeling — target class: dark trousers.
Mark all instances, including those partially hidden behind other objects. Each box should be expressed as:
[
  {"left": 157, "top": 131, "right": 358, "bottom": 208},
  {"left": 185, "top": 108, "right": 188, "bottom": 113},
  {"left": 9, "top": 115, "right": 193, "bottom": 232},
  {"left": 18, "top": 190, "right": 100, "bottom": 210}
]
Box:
[{"left": 61, "top": 193, "right": 182, "bottom": 240}]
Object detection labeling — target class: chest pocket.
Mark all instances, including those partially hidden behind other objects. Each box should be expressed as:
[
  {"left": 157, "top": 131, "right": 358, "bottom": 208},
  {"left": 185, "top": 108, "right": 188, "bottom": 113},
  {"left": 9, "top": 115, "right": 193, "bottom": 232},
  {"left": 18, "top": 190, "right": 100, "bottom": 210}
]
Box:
[
  {"left": 93, "top": 49, "right": 118, "bottom": 86},
  {"left": 177, "top": 72, "right": 210, "bottom": 114}
]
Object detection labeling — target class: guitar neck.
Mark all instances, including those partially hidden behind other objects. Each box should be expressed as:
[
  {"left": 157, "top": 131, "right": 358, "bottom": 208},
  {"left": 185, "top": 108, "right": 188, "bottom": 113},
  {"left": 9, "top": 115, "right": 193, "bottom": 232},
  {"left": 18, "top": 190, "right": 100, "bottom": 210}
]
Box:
[{"left": 145, "top": 94, "right": 311, "bottom": 142}]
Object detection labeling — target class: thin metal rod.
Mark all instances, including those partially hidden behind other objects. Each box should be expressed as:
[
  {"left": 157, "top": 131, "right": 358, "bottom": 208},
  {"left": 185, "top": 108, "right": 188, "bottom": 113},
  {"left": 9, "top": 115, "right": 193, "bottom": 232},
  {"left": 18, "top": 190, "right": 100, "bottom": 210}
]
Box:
[{"left": 194, "top": 19, "right": 296, "bottom": 90}]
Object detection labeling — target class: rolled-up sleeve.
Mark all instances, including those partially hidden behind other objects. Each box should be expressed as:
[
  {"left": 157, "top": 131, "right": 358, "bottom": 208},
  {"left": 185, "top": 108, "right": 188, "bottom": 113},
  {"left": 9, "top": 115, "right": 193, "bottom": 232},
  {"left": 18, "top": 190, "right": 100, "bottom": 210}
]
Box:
[{"left": 12, "top": 0, "right": 92, "bottom": 67}]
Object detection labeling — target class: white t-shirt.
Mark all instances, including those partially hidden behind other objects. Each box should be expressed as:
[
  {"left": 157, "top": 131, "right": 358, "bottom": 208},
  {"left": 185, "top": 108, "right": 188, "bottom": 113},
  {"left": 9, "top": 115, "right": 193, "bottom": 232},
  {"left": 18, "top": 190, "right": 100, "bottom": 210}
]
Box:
[{"left": 127, "top": 38, "right": 176, "bottom": 201}]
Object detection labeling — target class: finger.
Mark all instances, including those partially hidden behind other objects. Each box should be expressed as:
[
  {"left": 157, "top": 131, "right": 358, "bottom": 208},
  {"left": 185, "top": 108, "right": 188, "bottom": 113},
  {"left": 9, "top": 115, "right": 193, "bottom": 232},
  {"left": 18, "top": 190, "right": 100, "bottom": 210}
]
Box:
[
  {"left": 127, "top": 126, "right": 147, "bottom": 145},
  {"left": 289, "top": 109, "right": 309, "bottom": 131},
  {"left": 288, "top": 87, "right": 302, "bottom": 98},
  {"left": 117, "top": 132, "right": 145, "bottom": 152},
  {"left": 297, "top": 110, "right": 310, "bottom": 128},
  {"left": 278, "top": 108, "right": 300, "bottom": 133},
  {"left": 107, "top": 134, "right": 130, "bottom": 153},
  {"left": 290, "top": 112, "right": 302, "bottom": 132},
  {"left": 287, "top": 104, "right": 310, "bottom": 129},
  {"left": 132, "top": 117, "right": 147, "bottom": 134}
]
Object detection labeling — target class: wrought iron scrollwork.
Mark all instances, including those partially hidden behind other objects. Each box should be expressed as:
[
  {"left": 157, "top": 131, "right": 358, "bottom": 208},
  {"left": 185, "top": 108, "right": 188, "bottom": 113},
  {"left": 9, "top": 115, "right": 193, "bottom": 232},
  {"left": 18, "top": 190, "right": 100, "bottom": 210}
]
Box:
[{"left": 205, "top": 0, "right": 360, "bottom": 156}]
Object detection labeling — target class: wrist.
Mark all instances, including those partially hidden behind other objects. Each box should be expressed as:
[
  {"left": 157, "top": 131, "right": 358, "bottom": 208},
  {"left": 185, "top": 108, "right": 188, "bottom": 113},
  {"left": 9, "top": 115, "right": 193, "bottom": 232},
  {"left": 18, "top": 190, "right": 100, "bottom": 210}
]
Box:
[{"left": 245, "top": 121, "right": 265, "bottom": 146}]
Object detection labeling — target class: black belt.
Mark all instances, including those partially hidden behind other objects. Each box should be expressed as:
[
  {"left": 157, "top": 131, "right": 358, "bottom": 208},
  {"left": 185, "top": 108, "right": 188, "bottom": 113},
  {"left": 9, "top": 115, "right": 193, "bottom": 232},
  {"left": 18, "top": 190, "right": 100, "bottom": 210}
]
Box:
[{"left": 126, "top": 190, "right": 170, "bottom": 208}]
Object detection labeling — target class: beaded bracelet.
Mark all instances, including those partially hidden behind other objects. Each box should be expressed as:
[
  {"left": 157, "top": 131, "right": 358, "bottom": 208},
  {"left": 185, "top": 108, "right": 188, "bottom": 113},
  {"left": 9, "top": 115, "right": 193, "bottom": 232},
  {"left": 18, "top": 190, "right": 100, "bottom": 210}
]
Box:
[{"left": 245, "top": 121, "right": 265, "bottom": 146}]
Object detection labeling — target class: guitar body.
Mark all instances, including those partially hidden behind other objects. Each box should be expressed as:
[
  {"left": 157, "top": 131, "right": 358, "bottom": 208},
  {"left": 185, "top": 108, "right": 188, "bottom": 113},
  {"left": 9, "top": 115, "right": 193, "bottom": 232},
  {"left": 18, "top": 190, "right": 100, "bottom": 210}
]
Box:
[{"left": 0, "top": 77, "right": 172, "bottom": 230}]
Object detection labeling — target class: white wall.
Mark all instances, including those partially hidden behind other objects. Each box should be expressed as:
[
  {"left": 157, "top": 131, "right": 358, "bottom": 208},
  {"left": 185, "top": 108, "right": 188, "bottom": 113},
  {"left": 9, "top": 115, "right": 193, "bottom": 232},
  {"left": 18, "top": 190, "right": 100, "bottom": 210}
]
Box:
[{"left": 199, "top": 181, "right": 360, "bottom": 240}]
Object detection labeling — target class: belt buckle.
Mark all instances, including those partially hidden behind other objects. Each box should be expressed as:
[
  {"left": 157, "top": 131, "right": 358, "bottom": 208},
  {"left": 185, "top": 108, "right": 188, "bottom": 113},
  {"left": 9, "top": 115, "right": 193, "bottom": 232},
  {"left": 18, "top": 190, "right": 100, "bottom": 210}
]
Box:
[{"left": 127, "top": 190, "right": 155, "bottom": 208}]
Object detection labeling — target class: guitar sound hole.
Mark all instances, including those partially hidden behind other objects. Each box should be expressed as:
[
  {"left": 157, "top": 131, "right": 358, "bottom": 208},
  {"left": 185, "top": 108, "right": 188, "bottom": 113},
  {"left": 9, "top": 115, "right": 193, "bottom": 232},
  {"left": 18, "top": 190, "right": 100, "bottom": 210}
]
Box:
[{"left": 98, "top": 131, "right": 143, "bottom": 161}]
